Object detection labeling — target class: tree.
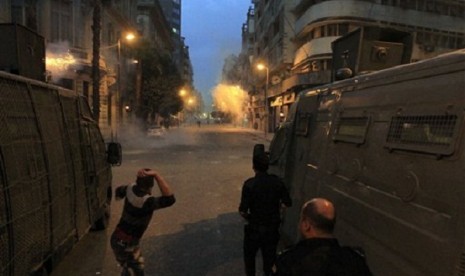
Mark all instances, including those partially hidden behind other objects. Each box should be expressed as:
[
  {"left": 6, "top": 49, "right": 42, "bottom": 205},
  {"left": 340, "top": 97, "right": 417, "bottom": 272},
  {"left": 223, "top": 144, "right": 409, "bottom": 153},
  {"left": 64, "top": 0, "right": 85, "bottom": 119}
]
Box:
[{"left": 134, "top": 42, "right": 184, "bottom": 126}]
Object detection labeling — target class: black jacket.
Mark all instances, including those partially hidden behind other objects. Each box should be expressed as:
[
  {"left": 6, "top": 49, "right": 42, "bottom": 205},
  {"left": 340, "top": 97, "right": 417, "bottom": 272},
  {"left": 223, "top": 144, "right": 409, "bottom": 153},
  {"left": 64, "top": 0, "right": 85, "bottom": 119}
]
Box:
[
  {"left": 239, "top": 172, "right": 292, "bottom": 226},
  {"left": 275, "top": 238, "right": 372, "bottom": 276}
]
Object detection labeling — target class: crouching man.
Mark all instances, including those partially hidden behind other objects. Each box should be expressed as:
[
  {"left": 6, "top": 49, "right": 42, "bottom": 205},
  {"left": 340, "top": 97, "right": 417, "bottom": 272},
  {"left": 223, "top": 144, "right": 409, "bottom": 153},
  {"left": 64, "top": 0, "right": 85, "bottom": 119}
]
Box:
[{"left": 111, "top": 168, "right": 176, "bottom": 276}]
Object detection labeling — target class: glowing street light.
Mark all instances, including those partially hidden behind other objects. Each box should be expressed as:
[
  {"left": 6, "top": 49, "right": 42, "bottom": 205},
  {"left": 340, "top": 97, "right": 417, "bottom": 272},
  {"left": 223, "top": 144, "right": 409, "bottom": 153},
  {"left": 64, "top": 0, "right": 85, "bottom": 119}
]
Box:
[
  {"left": 115, "top": 32, "right": 137, "bottom": 124},
  {"left": 179, "top": 89, "right": 187, "bottom": 97},
  {"left": 125, "top": 32, "right": 136, "bottom": 41},
  {"left": 257, "top": 63, "right": 269, "bottom": 137}
]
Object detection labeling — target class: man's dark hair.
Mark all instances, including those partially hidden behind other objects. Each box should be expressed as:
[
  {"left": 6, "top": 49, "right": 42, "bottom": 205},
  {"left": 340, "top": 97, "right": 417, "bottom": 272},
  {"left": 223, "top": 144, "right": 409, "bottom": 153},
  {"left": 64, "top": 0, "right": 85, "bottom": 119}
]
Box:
[
  {"left": 136, "top": 175, "right": 154, "bottom": 190},
  {"left": 253, "top": 153, "right": 269, "bottom": 172},
  {"left": 302, "top": 201, "right": 336, "bottom": 234}
]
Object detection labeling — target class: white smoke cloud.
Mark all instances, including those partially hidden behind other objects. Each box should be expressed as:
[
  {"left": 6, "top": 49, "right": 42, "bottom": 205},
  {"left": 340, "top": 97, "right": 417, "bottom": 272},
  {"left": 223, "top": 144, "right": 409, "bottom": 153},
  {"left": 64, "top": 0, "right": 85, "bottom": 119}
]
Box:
[
  {"left": 212, "top": 84, "right": 248, "bottom": 124},
  {"left": 45, "top": 41, "right": 78, "bottom": 82}
]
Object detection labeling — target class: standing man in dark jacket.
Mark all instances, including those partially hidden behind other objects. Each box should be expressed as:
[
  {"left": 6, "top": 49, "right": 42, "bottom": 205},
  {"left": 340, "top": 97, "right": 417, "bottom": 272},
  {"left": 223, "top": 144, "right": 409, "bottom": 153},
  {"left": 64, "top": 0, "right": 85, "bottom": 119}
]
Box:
[
  {"left": 274, "top": 198, "right": 372, "bottom": 276},
  {"left": 111, "top": 168, "right": 176, "bottom": 276},
  {"left": 239, "top": 153, "right": 292, "bottom": 276}
]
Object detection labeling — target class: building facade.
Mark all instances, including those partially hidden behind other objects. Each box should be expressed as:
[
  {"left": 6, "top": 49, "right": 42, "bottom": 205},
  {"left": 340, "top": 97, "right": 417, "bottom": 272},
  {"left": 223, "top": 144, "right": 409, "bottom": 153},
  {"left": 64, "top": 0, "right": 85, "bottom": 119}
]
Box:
[
  {"left": 251, "top": 0, "right": 296, "bottom": 133},
  {"left": 247, "top": 0, "right": 465, "bottom": 133},
  {"left": 158, "top": 0, "right": 193, "bottom": 86},
  {"left": 0, "top": 0, "right": 175, "bottom": 139},
  {"left": 239, "top": 6, "right": 256, "bottom": 129},
  {"left": 158, "top": 0, "right": 196, "bottom": 124}
]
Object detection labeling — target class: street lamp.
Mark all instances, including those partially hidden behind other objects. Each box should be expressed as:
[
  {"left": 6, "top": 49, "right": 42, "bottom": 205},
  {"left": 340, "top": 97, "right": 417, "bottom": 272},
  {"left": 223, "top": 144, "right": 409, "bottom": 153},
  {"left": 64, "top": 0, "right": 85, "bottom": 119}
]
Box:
[
  {"left": 125, "top": 32, "right": 136, "bottom": 41},
  {"left": 117, "top": 32, "right": 135, "bottom": 125},
  {"left": 102, "top": 32, "right": 136, "bottom": 129},
  {"left": 178, "top": 89, "right": 188, "bottom": 124},
  {"left": 257, "top": 63, "right": 269, "bottom": 137},
  {"left": 179, "top": 89, "right": 187, "bottom": 97},
  {"left": 187, "top": 97, "right": 195, "bottom": 106}
]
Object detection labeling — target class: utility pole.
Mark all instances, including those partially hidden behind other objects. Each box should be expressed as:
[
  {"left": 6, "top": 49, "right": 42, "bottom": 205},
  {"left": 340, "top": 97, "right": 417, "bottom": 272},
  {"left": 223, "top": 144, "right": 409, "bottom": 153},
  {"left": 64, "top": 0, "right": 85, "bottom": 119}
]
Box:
[
  {"left": 92, "top": 0, "right": 101, "bottom": 121},
  {"left": 257, "top": 63, "right": 269, "bottom": 137}
]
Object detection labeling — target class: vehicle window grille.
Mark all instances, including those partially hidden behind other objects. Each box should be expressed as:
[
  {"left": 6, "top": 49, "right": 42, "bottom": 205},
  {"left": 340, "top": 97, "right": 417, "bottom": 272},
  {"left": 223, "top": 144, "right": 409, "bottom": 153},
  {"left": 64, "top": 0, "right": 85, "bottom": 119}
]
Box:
[
  {"left": 295, "top": 112, "right": 311, "bottom": 136},
  {"left": 385, "top": 115, "right": 458, "bottom": 155},
  {"left": 333, "top": 116, "right": 369, "bottom": 144}
]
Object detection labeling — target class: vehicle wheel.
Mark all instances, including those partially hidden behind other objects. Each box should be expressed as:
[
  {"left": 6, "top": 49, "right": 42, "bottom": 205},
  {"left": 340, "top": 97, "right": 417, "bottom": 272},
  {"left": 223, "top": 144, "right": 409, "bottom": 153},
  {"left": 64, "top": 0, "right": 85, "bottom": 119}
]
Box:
[{"left": 91, "top": 201, "right": 111, "bottom": 231}]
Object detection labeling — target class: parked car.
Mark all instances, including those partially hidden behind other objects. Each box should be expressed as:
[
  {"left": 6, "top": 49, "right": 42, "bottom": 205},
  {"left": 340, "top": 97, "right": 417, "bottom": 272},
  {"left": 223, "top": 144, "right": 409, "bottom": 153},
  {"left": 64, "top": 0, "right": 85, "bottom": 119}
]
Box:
[{"left": 147, "top": 125, "right": 165, "bottom": 138}]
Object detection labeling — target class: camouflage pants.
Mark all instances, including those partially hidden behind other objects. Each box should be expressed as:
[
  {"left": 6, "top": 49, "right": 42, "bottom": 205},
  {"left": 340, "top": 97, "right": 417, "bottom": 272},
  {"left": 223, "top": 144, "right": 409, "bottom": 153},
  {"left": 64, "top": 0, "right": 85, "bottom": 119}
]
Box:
[{"left": 110, "top": 231, "right": 145, "bottom": 276}]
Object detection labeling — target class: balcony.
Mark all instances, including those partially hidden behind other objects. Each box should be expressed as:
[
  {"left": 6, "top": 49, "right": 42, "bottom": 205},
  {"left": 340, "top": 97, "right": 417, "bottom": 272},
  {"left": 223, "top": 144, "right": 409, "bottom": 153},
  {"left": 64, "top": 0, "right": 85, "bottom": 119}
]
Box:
[
  {"left": 294, "top": 37, "right": 337, "bottom": 65},
  {"left": 295, "top": 1, "right": 464, "bottom": 37},
  {"left": 282, "top": 71, "right": 331, "bottom": 92}
]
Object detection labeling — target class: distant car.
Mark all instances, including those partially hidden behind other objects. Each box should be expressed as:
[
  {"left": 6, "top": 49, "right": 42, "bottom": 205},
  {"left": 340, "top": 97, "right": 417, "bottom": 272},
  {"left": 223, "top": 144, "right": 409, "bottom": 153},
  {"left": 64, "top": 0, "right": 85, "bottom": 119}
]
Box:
[{"left": 147, "top": 126, "right": 164, "bottom": 138}]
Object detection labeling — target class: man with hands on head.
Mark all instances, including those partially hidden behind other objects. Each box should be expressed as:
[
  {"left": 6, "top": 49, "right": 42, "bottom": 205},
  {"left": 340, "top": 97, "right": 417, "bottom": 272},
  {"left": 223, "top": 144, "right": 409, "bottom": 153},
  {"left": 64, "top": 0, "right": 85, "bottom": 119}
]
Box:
[{"left": 111, "top": 168, "right": 175, "bottom": 276}]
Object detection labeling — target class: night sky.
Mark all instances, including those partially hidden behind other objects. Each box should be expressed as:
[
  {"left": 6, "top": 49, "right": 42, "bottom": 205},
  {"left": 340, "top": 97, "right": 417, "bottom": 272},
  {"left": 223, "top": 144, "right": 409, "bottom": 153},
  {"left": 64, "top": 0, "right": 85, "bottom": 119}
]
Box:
[{"left": 182, "top": 0, "right": 251, "bottom": 110}]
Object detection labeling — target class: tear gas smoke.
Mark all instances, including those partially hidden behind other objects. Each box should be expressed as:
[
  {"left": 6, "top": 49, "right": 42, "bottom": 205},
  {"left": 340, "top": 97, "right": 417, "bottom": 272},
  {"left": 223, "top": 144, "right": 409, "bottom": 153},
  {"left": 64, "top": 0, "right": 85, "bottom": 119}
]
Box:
[
  {"left": 45, "top": 41, "right": 78, "bottom": 82},
  {"left": 212, "top": 84, "right": 247, "bottom": 124}
]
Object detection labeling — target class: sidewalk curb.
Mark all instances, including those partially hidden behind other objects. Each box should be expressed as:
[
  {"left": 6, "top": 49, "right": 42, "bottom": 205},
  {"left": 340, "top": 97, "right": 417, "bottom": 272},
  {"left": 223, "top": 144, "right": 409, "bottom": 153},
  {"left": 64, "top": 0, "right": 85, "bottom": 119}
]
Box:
[{"left": 241, "top": 127, "right": 273, "bottom": 143}]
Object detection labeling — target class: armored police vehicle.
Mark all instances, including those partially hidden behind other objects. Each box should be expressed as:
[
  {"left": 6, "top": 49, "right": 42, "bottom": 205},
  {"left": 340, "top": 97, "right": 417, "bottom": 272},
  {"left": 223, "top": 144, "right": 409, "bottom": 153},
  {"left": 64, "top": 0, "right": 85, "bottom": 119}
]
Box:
[
  {"left": 0, "top": 70, "right": 121, "bottom": 275},
  {"left": 265, "top": 47, "right": 465, "bottom": 276}
]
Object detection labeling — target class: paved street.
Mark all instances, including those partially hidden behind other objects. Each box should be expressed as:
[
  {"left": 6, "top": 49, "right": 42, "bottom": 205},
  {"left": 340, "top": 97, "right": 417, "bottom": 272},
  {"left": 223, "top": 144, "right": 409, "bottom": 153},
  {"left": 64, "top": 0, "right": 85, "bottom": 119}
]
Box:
[{"left": 51, "top": 124, "right": 271, "bottom": 276}]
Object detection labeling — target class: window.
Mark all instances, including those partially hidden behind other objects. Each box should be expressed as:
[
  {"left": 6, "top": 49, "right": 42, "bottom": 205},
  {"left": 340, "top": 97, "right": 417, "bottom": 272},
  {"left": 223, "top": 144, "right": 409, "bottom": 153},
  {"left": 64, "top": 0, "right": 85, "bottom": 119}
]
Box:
[
  {"left": 273, "top": 20, "right": 280, "bottom": 37},
  {"left": 450, "top": 4, "right": 465, "bottom": 18},
  {"left": 385, "top": 115, "right": 459, "bottom": 155},
  {"left": 324, "top": 59, "right": 333, "bottom": 70},
  {"left": 51, "top": 0, "right": 71, "bottom": 42},
  {"left": 328, "top": 24, "right": 337, "bottom": 36},
  {"left": 416, "top": 32, "right": 424, "bottom": 44},
  {"left": 333, "top": 116, "right": 370, "bottom": 144},
  {"left": 448, "top": 36, "right": 457, "bottom": 48},
  {"left": 338, "top": 24, "right": 349, "bottom": 36},
  {"left": 458, "top": 37, "right": 464, "bottom": 48},
  {"left": 106, "top": 23, "right": 115, "bottom": 44},
  {"left": 58, "top": 78, "right": 74, "bottom": 90},
  {"left": 295, "top": 112, "right": 311, "bottom": 136}
]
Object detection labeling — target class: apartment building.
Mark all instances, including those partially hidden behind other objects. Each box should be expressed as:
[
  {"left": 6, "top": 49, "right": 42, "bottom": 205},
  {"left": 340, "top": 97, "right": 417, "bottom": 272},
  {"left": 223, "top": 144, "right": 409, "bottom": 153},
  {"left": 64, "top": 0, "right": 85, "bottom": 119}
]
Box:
[
  {"left": 179, "top": 37, "right": 194, "bottom": 89},
  {"left": 248, "top": 0, "right": 465, "bottom": 133},
  {"left": 239, "top": 7, "right": 256, "bottom": 129},
  {"left": 0, "top": 0, "right": 174, "bottom": 138},
  {"left": 251, "top": 0, "right": 296, "bottom": 133},
  {"left": 158, "top": 0, "right": 193, "bottom": 88}
]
